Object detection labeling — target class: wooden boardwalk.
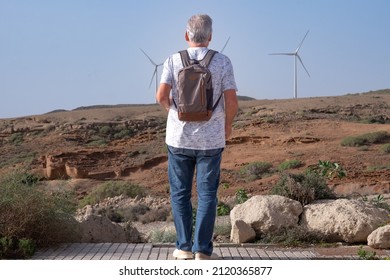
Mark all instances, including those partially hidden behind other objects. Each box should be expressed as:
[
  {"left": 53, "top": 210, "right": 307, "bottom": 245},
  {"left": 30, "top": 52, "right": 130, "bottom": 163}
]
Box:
[{"left": 31, "top": 243, "right": 383, "bottom": 260}]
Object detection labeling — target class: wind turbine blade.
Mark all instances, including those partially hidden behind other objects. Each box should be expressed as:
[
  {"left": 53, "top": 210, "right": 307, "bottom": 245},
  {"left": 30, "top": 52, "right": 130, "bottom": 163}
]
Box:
[
  {"left": 149, "top": 68, "right": 157, "bottom": 88},
  {"left": 269, "top": 52, "right": 295, "bottom": 56},
  {"left": 297, "top": 55, "right": 310, "bottom": 77},
  {"left": 295, "top": 30, "right": 310, "bottom": 53},
  {"left": 220, "top": 36, "right": 231, "bottom": 53},
  {"left": 140, "top": 48, "right": 157, "bottom": 66}
]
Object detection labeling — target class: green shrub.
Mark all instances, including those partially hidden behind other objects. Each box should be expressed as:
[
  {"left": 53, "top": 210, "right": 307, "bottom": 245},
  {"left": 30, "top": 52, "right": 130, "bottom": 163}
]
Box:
[
  {"left": 9, "top": 132, "right": 24, "bottom": 145},
  {"left": 0, "top": 170, "right": 79, "bottom": 254},
  {"left": 381, "top": 143, "right": 390, "bottom": 154},
  {"left": 341, "top": 131, "right": 390, "bottom": 147},
  {"left": 79, "top": 181, "right": 146, "bottom": 207},
  {"left": 260, "top": 226, "right": 324, "bottom": 246},
  {"left": 239, "top": 161, "right": 272, "bottom": 181},
  {"left": 357, "top": 246, "right": 379, "bottom": 260},
  {"left": 278, "top": 159, "right": 303, "bottom": 171},
  {"left": 149, "top": 229, "right": 177, "bottom": 243},
  {"left": 217, "top": 202, "right": 231, "bottom": 216},
  {"left": 235, "top": 189, "right": 249, "bottom": 204},
  {"left": 309, "top": 160, "right": 346, "bottom": 179},
  {"left": 271, "top": 171, "right": 335, "bottom": 205}
]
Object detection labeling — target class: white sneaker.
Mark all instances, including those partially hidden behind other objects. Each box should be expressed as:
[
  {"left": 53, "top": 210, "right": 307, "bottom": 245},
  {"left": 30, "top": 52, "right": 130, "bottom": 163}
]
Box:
[
  {"left": 195, "top": 252, "right": 219, "bottom": 260},
  {"left": 173, "top": 249, "right": 193, "bottom": 260}
]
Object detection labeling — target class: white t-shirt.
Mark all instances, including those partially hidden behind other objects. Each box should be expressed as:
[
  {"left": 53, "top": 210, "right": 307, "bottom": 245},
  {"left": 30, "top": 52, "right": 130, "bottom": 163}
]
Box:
[{"left": 160, "top": 47, "right": 237, "bottom": 150}]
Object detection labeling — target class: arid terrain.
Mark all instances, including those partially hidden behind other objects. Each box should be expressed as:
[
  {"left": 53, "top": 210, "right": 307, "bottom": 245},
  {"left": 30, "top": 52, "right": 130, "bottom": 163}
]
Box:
[{"left": 1, "top": 89, "right": 390, "bottom": 202}]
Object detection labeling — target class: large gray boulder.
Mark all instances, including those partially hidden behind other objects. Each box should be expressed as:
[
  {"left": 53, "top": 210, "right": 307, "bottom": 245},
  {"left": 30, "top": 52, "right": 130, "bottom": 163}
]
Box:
[
  {"left": 78, "top": 214, "right": 127, "bottom": 243},
  {"left": 367, "top": 225, "right": 390, "bottom": 249},
  {"left": 230, "top": 195, "right": 303, "bottom": 243},
  {"left": 300, "top": 199, "right": 389, "bottom": 243}
]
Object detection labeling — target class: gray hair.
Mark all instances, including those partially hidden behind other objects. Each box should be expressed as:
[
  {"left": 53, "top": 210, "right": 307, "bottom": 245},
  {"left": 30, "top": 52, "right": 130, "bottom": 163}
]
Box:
[{"left": 186, "top": 14, "right": 213, "bottom": 43}]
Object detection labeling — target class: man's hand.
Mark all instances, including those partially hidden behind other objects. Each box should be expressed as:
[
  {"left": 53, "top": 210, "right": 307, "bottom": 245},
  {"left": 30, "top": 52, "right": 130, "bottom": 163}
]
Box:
[
  {"left": 224, "top": 89, "right": 238, "bottom": 140},
  {"left": 156, "top": 83, "right": 172, "bottom": 111}
]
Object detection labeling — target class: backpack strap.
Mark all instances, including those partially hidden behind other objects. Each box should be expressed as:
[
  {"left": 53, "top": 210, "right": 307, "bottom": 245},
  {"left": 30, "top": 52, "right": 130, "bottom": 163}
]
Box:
[
  {"left": 200, "top": 50, "right": 217, "bottom": 67},
  {"left": 178, "top": 49, "right": 218, "bottom": 67},
  {"left": 178, "top": 50, "right": 193, "bottom": 67}
]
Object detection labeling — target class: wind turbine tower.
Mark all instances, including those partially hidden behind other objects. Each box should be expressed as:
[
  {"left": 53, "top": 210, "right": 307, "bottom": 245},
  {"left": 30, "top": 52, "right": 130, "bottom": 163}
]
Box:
[
  {"left": 270, "top": 30, "right": 310, "bottom": 99},
  {"left": 140, "top": 49, "right": 163, "bottom": 96}
]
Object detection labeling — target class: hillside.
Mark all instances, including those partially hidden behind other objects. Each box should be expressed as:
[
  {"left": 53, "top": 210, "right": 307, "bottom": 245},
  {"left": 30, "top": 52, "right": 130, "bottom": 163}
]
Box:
[{"left": 1, "top": 90, "right": 390, "bottom": 201}]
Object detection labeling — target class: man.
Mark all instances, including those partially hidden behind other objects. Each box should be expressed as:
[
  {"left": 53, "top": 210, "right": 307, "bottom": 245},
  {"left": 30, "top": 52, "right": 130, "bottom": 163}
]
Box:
[{"left": 156, "top": 14, "right": 238, "bottom": 260}]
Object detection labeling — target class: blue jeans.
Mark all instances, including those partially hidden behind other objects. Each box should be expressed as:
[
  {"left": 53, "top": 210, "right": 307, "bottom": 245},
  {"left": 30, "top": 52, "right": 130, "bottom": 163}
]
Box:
[{"left": 167, "top": 145, "right": 223, "bottom": 256}]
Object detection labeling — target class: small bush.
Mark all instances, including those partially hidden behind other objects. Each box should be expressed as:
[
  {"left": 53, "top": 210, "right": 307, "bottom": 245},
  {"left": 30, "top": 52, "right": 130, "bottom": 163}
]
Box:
[
  {"left": 235, "top": 189, "right": 249, "bottom": 204},
  {"left": 341, "top": 131, "right": 390, "bottom": 147},
  {"left": 9, "top": 132, "right": 24, "bottom": 145},
  {"left": 260, "top": 226, "right": 324, "bottom": 246},
  {"left": 271, "top": 171, "right": 335, "bottom": 205},
  {"left": 217, "top": 202, "right": 231, "bottom": 216},
  {"left": 79, "top": 181, "right": 146, "bottom": 208},
  {"left": 148, "top": 229, "right": 177, "bottom": 243},
  {"left": 0, "top": 237, "right": 36, "bottom": 259},
  {"left": 381, "top": 143, "right": 390, "bottom": 154},
  {"left": 278, "top": 159, "right": 303, "bottom": 171},
  {"left": 309, "top": 160, "right": 346, "bottom": 179},
  {"left": 357, "top": 246, "right": 379, "bottom": 260},
  {"left": 0, "top": 169, "right": 79, "bottom": 254},
  {"left": 239, "top": 161, "right": 272, "bottom": 181},
  {"left": 138, "top": 207, "right": 170, "bottom": 224}
]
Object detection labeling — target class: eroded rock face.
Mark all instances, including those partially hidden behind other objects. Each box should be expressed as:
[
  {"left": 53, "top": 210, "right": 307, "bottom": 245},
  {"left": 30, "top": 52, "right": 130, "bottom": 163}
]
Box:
[
  {"left": 230, "top": 195, "right": 303, "bottom": 241},
  {"left": 300, "top": 199, "right": 389, "bottom": 243},
  {"left": 368, "top": 225, "right": 390, "bottom": 249}
]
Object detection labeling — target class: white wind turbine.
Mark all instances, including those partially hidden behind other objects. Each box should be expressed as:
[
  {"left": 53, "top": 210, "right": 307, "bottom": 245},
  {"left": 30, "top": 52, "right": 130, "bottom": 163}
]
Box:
[
  {"left": 270, "top": 30, "right": 310, "bottom": 99},
  {"left": 220, "top": 36, "right": 231, "bottom": 53},
  {"left": 140, "top": 49, "right": 163, "bottom": 95}
]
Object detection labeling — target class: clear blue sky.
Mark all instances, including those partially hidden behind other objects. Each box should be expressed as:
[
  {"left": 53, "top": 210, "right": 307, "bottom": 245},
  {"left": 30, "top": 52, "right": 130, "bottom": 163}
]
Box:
[{"left": 1, "top": 0, "right": 389, "bottom": 118}]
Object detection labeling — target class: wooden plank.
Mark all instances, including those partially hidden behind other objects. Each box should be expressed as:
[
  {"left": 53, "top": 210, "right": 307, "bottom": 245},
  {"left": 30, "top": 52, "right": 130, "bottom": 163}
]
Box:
[
  {"left": 148, "top": 247, "right": 160, "bottom": 260},
  {"left": 72, "top": 243, "right": 96, "bottom": 260},
  {"left": 220, "top": 247, "right": 233, "bottom": 259},
  {"left": 101, "top": 243, "right": 121, "bottom": 260},
  {"left": 91, "top": 243, "right": 112, "bottom": 260},
  {"left": 110, "top": 243, "right": 129, "bottom": 260},
  {"left": 83, "top": 243, "right": 106, "bottom": 260},
  {"left": 273, "top": 250, "right": 289, "bottom": 260},
  {"left": 139, "top": 244, "right": 152, "bottom": 260},
  {"left": 167, "top": 247, "right": 175, "bottom": 260},
  {"left": 213, "top": 247, "right": 223, "bottom": 260},
  {"left": 157, "top": 247, "right": 169, "bottom": 260},
  {"left": 255, "top": 249, "right": 271, "bottom": 260},
  {"left": 245, "top": 247, "right": 260, "bottom": 260},
  {"left": 228, "top": 247, "right": 242, "bottom": 260},
  {"left": 121, "top": 244, "right": 136, "bottom": 260},
  {"left": 282, "top": 250, "right": 298, "bottom": 260},
  {"left": 62, "top": 243, "right": 89, "bottom": 260},
  {"left": 55, "top": 243, "right": 83, "bottom": 260},
  {"left": 130, "top": 244, "right": 144, "bottom": 260},
  {"left": 264, "top": 250, "right": 279, "bottom": 260},
  {"left": 291, "top": 250, "right": 309, "bottom": 260},
  {"left": 301, "top": 250, "right": 316, "bottom": 259},
  {"left": 41, "top": 244, "right": 70, "bottom": 260},
  {"left": 236, "top": 247, "right": 251, "bottom": 260}
]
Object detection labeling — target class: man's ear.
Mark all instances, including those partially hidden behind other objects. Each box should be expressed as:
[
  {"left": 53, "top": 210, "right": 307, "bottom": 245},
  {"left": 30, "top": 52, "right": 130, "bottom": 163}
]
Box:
[
  {"left": 209, "top": 34, "right": 212, "bottom": 42},
  {"left": 185, "top": 31, "right": 190, "bottom": 42}
]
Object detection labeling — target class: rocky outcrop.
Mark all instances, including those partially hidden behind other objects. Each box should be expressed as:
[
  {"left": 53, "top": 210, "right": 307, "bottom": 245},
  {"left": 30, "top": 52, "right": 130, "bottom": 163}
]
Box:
[
  {"left": 367, "top": 225, "right": 390, "bottom": 249},
  {"left": 78, "top": 214, "right": 127, "bottom": 243},
  {"left": 300, "top": 199, "right": 389, "bottom": 243},
  {"left": 230, "top": 195, "right": 303, "bottom": 242}
]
